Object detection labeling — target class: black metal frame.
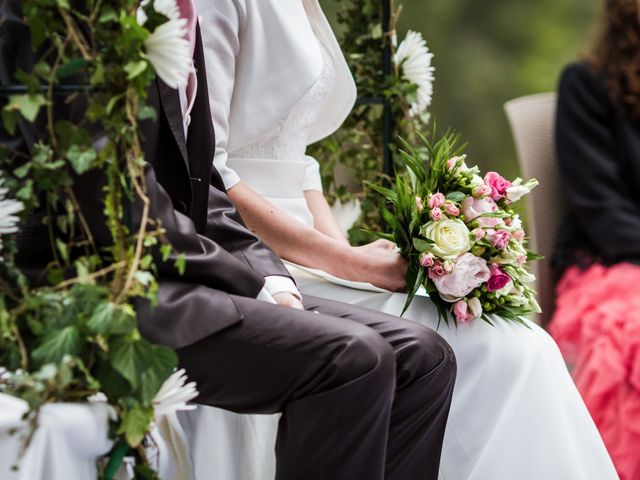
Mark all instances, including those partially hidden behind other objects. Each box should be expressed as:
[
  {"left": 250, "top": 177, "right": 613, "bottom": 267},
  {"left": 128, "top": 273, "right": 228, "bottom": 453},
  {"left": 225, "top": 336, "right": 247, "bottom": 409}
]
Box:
[{"left": 354, "top": 0, "right": 394, "bottom": 178}]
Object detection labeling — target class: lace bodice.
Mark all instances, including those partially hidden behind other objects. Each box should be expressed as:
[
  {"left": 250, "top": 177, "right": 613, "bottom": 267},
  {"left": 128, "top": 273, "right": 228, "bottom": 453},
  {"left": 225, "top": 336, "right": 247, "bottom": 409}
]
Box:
[{"left": 232, "top": 42, "right": 336, "bottom": 161}]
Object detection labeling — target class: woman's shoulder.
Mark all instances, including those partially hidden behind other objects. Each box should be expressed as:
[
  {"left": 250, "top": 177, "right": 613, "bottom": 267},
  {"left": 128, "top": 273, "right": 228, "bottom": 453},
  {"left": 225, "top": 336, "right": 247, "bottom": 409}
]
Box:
[
  {"left": 558, "top": 62, "right": 609, "bottom": 102},
  {"left": 557, "top": 61, "right": 613, "bottom": 115}
]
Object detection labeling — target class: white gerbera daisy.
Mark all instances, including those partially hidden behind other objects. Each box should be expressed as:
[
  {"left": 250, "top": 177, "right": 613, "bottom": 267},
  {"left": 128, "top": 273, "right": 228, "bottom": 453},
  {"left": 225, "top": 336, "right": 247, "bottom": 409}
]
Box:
[
  {"left": 394, "top": 30, "right": 435, "bottom": 122},
  {"left": 0, "top": 176, "right": 23, "bottom": 255},
  {"left": 138, "top": 0, "right": 191, "bottom": 89},
  {"left": 153, "top": 369, "right": 198, "bottom": 417}
]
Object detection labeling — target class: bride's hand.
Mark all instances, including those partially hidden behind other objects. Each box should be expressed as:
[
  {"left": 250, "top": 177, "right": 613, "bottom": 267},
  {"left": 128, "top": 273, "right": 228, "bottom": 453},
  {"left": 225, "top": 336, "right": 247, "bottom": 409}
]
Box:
[{"left": 346, "top": 239, "right": 408, "bottom": 292}]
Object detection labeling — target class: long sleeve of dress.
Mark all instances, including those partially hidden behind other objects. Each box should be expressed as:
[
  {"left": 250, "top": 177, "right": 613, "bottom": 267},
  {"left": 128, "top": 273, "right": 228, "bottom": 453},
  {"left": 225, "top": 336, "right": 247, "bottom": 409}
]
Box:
[
  {"left": 196, "top": 0, "right": 244, "bottom": 190},
  {"left": 556, "top": 63, "right": 640, "bottom": 260}
]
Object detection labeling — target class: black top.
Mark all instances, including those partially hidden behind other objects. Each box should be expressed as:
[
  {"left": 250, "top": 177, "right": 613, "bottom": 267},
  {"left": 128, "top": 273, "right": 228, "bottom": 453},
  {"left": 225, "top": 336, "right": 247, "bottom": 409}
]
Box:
[{"left": 553, "top": 62, "right": 640, "bottom": 271}]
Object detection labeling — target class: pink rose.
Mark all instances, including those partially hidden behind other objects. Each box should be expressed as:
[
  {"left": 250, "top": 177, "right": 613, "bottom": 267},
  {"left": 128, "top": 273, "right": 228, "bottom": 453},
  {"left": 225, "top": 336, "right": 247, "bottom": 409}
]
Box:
[
  {"left": 461, "top": 196, "right": 502, "bottom": 228},
  {"left": 433, "top": 253, "right": 490, "bottom": 302},
  {"left": 512, "top": 229, "right": 525, "bottom": 242},
  {"left": 487, "top": 264, "right": 511, "bottom": 292},
  {"left": 484, "top": 172, "right": 512, "bottom": 201},
  {"left": 428, "top": 192, "right": 445, "bottom": 209},
  {"left": 453, "top": 297, "right": 483, "bottom": 322},
  {"left": 472, "top": 184, "right": 492, "bottom": 198},
  {"left": 430, "top": 207, "right": 443, "bottom": 221},
  {"left": 419, "top": 252, "right": 435, "bottom": 268},
  {"left": 415, "top": 196, "right": 424, "bottom": 212},
  {"left": 471, "top": 228, "right": 485, "bottom": 241},
  {"left": 487, "top": 229, "right": 510, "bottom": 250},
  {"left": 443, "top": 201, "right": 460, "bottom": 217},
  {"left": 428, "top": 262, "right": 447, "bottom": 280}
]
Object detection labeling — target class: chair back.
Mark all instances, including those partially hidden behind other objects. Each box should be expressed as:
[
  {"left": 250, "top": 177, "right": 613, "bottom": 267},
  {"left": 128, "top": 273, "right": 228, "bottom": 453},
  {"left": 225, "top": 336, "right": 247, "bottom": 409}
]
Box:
[{"left": 504, "top": 92, "right": 563, "bottom": 325}]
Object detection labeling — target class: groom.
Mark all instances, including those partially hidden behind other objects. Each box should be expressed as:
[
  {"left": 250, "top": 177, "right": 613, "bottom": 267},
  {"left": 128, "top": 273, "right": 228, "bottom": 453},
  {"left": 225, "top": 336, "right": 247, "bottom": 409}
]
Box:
[{"left": 0, "top": 1, "right": 456, "bottom": 479}]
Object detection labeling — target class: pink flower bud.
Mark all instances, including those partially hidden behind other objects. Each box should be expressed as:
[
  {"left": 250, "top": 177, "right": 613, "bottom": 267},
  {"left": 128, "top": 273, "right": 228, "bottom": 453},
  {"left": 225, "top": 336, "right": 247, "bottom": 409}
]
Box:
[
  {"left": 415, "top": 196, "right": 424, "bottom": 212},
  {"left": 419, "top": 252, "right": 435, "bottom": 268},
  {"left": 443, "top": 201, "right": 460, "bottom": 217},
  {"left": 512, "top": 229, "right": 525, "bottom": 242},
  {"left": 517, "top": 255, "right": 527, "bottom": 266},
  {"left": 472, "top": 184, "right": 492, "bottom": 198},
  {"left": 428, "top": 192, "right": 445, "bottom": 209},
  {"left": 447, "top": 158, "right": 456, "bottom": 171},
  {"left": 472, "top": 228, "right": 485, "bottom": 241},
  {"left": 430, "top": 207, "right": 443, "bottom": 221}
]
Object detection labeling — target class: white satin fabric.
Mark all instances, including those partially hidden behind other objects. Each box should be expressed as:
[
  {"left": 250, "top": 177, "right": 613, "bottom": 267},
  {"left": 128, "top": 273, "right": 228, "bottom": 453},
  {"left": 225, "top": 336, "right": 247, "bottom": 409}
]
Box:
[{"left": 185, "top": 0, "right": 619, "bottom": 478}]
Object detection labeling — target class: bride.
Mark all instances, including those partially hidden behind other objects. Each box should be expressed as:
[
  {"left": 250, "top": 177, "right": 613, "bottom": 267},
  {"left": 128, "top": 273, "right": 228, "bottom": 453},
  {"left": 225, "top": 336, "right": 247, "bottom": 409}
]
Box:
[{"left": 184, "top": 0, "right": 618, "bottom": 478}]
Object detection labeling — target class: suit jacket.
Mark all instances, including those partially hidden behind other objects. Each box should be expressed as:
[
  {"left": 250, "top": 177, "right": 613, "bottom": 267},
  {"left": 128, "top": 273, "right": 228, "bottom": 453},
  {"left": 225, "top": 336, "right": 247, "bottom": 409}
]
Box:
[
  {"left": 553, "top": 62, "right": 640, "bottom": 271},
  {"left": 0, "top": 1, "right": 292, "bottom": 349}
]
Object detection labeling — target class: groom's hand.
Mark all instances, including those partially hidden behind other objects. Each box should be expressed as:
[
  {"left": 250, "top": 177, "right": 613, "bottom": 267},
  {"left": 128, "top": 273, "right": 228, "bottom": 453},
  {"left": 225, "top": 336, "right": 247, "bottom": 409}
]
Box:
[{"left": 273, "top": 292, "right": 305, "bottom": 310}]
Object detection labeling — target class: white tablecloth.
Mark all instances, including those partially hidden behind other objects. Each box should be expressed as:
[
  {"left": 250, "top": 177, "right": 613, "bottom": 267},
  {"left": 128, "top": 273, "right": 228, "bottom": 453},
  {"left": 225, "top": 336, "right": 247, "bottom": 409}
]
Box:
[
  {"left": 0, "top": 393, "right": 113, "bottom": 480},
  {"left": 0, "top": 393, "right": 189, "bottom": 480}
]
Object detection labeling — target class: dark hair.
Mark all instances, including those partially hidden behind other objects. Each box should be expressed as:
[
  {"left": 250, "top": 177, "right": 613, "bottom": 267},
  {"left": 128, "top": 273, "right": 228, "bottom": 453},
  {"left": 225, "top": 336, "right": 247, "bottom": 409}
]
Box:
[{"left": 588, "top": 0, "right": 640, "bottom": 121}]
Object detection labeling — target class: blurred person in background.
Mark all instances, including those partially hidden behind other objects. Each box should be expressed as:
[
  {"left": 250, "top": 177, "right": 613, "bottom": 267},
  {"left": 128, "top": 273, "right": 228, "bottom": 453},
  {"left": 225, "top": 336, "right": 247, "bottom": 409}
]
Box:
[{"left": 550, "top": 0, "right": 640, "bottom": 478}]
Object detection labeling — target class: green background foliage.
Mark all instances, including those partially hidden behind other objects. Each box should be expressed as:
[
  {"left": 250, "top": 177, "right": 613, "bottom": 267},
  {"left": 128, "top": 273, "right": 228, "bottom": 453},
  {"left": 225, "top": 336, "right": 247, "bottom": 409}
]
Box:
[{"left": 318, "top": 0, "right": 598, "bottom": 197}]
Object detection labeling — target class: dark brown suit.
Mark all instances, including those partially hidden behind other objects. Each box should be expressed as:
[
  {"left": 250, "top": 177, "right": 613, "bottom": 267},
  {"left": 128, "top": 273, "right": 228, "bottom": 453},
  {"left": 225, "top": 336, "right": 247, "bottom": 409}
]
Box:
[{"left": 0, "top": 4, "right": 456, "bottom": 478}]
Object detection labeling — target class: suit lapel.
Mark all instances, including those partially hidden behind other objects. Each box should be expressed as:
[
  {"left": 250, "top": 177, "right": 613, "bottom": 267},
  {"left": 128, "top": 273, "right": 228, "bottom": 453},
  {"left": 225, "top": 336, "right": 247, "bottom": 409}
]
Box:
[{"left": 157, "top": 79, "right": 190, "bottom": 176}]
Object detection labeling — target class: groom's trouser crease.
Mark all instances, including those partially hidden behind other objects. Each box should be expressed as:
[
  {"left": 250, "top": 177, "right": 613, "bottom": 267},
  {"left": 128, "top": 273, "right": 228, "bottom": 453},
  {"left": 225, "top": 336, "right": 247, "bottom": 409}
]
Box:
[{"left": 176, "top": 294, "right": 455, "bottom": 480}]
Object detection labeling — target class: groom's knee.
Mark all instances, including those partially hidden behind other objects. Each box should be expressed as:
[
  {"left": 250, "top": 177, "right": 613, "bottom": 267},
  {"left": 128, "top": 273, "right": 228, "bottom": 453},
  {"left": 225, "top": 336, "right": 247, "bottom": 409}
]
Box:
[{"left": 395, "top": 323, "right": 456, "bottom": 389}]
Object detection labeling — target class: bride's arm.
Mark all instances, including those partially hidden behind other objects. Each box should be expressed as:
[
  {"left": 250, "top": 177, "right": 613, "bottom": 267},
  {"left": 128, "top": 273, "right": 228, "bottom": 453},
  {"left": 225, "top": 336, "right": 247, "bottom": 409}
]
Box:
[
  {"left": 304, "top": 192, "right": 350, "bottom": 246},
  {"left": 228, "top": 182, "right": 407, "bottom": 291}
]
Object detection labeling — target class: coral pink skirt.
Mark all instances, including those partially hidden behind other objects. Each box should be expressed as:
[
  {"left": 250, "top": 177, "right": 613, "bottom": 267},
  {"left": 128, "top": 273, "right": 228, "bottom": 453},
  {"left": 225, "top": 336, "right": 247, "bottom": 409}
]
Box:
[{"left": 550, "top": 263, "right": 640, "bottom": 480}]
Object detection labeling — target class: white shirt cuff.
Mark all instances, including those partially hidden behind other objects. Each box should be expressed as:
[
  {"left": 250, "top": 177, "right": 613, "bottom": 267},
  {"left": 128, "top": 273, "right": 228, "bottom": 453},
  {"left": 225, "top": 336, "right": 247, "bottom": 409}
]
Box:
[
  {"left": 256, "top": 287, "right": 277, "bottom": 304},
  {"left": 263, "top": 275, "right": 301, "bottom": 300}
]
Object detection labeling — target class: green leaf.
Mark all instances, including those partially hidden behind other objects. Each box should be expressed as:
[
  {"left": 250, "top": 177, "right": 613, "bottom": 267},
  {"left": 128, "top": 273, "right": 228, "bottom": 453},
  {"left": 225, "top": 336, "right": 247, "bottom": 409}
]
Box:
[
  {"left": 139, "top": 346, "right": 177, "bottom": 405},
  {"left": 119, "top": 403, "right": 153, "bottom": 447},
  {"left": 56, "top": 238, "right": 69, "bottom": 263},
  {"left": 137, "top": 105, "right": 157, "bottom": 122},
  {"left": 124, "top": 60, "right": 149, "bottom": 80},
  {"left": 110, "top": 338, "right": 147, "bottom": 390},
  {"left": 66, "top": 145, "right": 97, "bottom": 174},
  {"left": 412, "top": 237, "right": 433, "bottom": 252},
  {"left": 174, "top": 254, "right": 186, "bottom": 276},
  {"left": 32, "top": 326, "right": 82, "bottom": 366},
  {"left": 446, "top": 191, "right": 466, "bottom": 203},
  {"left": 87, "top": 302, "right": 136, "bottom": 336},
  {"left": 2, "top": 109, "right": 17, "bottom": 135},
  {"left": 56, "top": 58, "right": 87, "bottom": 79},
  {"left": 5, "top": 94, "right": 47, "bottom": 122},
  {"left": 160, "top": 244, "right": 172, "bottom": 262}
]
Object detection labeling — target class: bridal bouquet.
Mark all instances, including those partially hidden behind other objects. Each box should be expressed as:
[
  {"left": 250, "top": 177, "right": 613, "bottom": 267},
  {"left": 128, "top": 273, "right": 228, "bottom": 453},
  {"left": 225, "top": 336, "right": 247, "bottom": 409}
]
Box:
[{"left": 370, "top": 131, "right": 541, "bottom": 325}]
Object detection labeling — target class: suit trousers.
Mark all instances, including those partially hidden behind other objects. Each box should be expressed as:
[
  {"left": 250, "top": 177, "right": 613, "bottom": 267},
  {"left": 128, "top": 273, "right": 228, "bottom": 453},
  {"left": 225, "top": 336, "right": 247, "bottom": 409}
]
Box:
[{"left": 176, "top": 294, "right": 456, "bottom": 480}]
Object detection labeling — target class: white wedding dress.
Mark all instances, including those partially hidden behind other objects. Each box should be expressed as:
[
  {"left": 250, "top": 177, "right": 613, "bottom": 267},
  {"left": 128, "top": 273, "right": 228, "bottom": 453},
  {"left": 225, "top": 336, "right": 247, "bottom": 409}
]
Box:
[{"left": 180, "top": 32, "right": 618, "bottom": 479}]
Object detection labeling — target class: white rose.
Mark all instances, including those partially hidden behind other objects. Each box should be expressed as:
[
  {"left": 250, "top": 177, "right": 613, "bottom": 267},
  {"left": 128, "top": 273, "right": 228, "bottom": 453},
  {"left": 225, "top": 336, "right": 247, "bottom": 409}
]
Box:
[
  {"left": 423, "top": 218, "right": 472, "bottom": 260},
  {"left": 433, "top": 253, "right": 490, "bottom": 302}
]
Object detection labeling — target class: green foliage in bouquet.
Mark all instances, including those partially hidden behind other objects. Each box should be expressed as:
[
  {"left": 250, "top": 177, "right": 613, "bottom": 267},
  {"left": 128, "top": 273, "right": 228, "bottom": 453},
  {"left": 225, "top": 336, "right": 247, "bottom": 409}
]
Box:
[
  {"left": 370, "top": 129, "right": 541, "bottom": 326},
  {"left": 0, "top": 0, "right": 193, "bottom": 476}
]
